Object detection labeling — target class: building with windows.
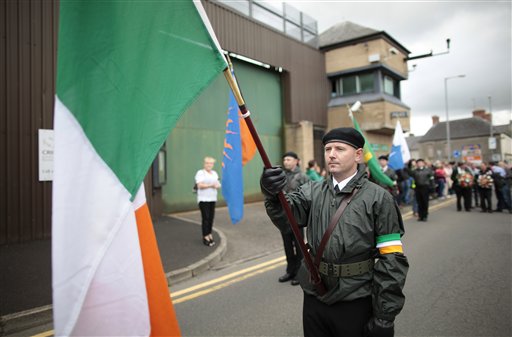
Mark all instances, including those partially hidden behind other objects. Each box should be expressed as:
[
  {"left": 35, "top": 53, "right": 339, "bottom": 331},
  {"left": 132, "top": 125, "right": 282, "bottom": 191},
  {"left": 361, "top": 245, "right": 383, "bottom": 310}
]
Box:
[
  {"left": 319, "top": 21, "right": 411, "bottom": 157},
  {"left": 419, "top": 110, "right": 512, "bottom": 163},
  {"left": 2, "top": 0, "right": 415, "bottom": 245}
]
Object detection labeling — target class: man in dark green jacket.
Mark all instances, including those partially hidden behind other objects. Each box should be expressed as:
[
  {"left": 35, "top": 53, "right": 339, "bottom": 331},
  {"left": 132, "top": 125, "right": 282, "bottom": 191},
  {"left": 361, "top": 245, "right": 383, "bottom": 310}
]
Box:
[{"left": 261, "top": 127, "right": 409, "bottom": 337}]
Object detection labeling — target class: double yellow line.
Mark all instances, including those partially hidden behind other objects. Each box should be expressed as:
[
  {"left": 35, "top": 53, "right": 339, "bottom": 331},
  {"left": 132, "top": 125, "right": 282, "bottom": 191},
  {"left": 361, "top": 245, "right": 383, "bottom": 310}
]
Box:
[{"left": 171, "top": 255, "right": 286, "bottom": 304}]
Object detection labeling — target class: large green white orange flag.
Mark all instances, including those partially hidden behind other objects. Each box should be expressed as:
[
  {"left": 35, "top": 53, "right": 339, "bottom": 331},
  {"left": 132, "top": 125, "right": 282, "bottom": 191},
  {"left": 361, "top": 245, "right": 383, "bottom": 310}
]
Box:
[{"left": 52, "top": 1, "right": 227, "bottom": 336}]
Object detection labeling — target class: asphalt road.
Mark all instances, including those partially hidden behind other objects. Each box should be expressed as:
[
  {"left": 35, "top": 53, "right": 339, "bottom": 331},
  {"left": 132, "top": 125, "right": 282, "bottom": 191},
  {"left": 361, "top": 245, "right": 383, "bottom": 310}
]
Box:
[
  {"left": 13, "top": 199, "right": 512, "bottom": 337},
  {"left": 396, "top": 204, "right": 511, "bottom": 336},
  {"left": 172, "top": 200, "right": 511, "bottom": 337}
]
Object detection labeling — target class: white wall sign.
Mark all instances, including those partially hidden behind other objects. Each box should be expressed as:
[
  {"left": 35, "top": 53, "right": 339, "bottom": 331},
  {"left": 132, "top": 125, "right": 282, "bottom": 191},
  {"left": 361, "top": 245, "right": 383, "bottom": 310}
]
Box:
[
  {"left": 38, "top": 129, "right": 54, "bottom": 181},
  {"left": 488, "top": 137, "right": 496, "bottom": 150}
]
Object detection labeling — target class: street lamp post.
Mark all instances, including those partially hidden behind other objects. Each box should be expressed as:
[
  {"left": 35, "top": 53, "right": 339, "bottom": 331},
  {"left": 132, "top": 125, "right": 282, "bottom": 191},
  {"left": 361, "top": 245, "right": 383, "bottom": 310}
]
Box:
[{"left": 444, "top": 74, "right": 465, "bottom": 162}]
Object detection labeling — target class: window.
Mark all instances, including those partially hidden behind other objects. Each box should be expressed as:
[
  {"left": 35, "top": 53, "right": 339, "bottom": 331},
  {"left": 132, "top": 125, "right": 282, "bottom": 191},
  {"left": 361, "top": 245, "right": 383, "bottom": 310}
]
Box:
[
  {"left": 332, "top": 73, "right": 375, "bottom": 97},
  {"left": 331, "top": 79, "right": 337, "bottom": 97},
  {"left": 342, "top": 76, "right": 357, "bottom": 95},
  {"left": 358, "top": 73, "right": 374, "bottom": 93},
  {"left": 384, "top": 76, "right": 394, "bottom": 95}
]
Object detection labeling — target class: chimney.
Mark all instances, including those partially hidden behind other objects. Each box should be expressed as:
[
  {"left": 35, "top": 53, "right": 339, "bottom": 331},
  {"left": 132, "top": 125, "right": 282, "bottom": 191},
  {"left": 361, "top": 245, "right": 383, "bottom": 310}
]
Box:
[
  {"left": 432, "top": 115, "right": 440, "bottom": 125},
  {"left": 473, "top": 109, "right": 492, "bottom": 122},
  {"left": 473, "top": 109, "right": 486, "bottom": 119}
]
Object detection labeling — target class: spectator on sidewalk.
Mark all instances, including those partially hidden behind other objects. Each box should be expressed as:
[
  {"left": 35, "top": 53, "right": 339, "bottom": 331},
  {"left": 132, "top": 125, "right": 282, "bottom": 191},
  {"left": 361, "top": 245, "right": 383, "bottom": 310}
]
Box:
[
  {"left": 434, "top": 161, "right": 447, "bottom": 200},
  {"left": 375, "top": 155, "right": 399, "bottom": 202},
  {"left": 195, "top": 156, "right": 221, "bottom": 247},
  {"left": 444, "top": 162, "right": 455, "bottom": 196},
  {"left": 505, "top": 161, "right": 512, "bottom": 210},
  {"left": 410, "top": 159, "right": 434, "bottom": 221},
  {"left": 306, "top": 159, "right": 324, "bottom": 182},
  {"left": 491, "top": 161, "right": 512, "bottom": 213},
  {"left": 477, "top": 162, "right": 494, "bottom": 213},
  {"left": 469, "top": 162, "right": 480, "bottom": 208},
  {"left": 261, "top": 127, "right": 408, "bottom": 337},
  {"left": 451, "top": 161, "right": 474, "bottom": 212},
  {"left": 407, "top": 159, "right": 418, "bottom": 216},
  {"left": 278, "top": 151, "right": 310, "bottom": 286}
]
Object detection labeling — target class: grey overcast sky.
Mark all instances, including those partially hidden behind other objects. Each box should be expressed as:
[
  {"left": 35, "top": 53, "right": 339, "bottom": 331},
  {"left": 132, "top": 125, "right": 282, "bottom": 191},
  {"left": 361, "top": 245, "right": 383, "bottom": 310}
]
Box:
[{"left": 267, "top": 0, "right": 511, "bottom": 135}]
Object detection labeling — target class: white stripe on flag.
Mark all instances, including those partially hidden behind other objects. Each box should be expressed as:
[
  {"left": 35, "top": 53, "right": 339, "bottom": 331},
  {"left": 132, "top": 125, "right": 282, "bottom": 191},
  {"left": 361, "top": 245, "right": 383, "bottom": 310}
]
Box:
[{"left": 52, "top": 98, "right": 150, "bottom": 336}]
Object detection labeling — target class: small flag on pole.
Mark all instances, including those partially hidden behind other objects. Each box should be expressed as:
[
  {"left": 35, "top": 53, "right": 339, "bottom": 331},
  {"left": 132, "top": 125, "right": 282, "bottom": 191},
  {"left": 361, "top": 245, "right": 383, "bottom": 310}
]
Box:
[
  {"left": 52, "top": 1, "right": 227, "bottom": 335},
  {"left": 388, "top": 120, "right": 411, "bottom": 170}
]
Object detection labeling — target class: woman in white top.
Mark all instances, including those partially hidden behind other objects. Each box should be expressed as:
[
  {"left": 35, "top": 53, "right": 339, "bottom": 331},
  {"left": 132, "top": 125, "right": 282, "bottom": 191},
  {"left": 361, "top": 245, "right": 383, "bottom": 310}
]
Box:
[{"left": 195, "top": 156, "right": 221, "bottom": 246}]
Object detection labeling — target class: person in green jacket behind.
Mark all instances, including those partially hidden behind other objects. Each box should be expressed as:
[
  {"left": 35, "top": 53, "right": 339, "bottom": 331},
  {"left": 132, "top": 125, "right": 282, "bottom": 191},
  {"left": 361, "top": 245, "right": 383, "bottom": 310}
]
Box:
[
  {"left": 306, "top": 159, "right": 324, "bottom": 182},
  {"left": 261, "top": 127, "right": 409, "bottom": 337}
]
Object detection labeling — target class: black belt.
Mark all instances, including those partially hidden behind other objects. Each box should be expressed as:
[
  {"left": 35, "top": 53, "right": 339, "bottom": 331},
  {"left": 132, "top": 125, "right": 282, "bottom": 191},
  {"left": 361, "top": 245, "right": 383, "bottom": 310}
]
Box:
[{"left": 318, "top": 259, "right": 374, "bottom": 277}]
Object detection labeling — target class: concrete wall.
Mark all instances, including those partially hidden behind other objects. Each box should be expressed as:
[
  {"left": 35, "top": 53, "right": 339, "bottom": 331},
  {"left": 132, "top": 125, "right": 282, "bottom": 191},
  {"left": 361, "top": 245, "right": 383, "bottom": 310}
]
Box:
[{"left": 284, "top": 121, "right": 314, "bottom": 171}]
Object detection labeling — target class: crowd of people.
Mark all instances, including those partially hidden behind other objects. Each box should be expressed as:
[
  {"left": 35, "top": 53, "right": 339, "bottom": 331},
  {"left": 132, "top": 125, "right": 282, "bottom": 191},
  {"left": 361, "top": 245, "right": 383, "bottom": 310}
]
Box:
[
  {"left": 374, "top": 157, "right": 512, "bottom": 217},
  {"left": 195, "top": 129, "right": 509, "bottom": 337},
  {"left": 258, "top": 152, "right": 512, "bottom": 237},
  {"left": 195, "top": 153, "right": 512, "bottom": 249}
]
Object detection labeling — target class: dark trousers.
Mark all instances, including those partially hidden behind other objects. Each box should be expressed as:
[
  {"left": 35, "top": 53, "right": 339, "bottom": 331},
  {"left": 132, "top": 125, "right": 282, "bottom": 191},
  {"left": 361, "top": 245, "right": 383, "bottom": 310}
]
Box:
[
  {"left": 496, "top": 183, "right": 512, "bottom": 211},
  {"left": 199, "top": 201, "right": 215, "bottom": 237},
  {"left": 303, "top": 294, "right": 372, "bottom": 337},
  {"left": 479, "top": 188, "right": 492, "bottom": 212},
  {"left": 472, "top": 185, "right": 479, "bottom": 207},
  {"left": 495, "top": 187, "right": 505, "bottom": 210},
  {"left": 281, "top": 230, "right": 303, "bottom": 276},
  {"left": 455, "top": 186, "right": 472, "bottom": 211},
  {"left": 415, "top": 186, "right": 430, "bottom": 220}
]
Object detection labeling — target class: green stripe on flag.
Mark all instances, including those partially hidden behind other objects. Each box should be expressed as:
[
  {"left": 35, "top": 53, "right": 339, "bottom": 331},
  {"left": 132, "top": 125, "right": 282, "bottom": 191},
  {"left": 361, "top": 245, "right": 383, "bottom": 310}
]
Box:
[
  {"left": 376, "top": 233, "right": 401, "bottom": 243},
  {"left": 56, "top": 0, "right": 227, "bottom": 198}
]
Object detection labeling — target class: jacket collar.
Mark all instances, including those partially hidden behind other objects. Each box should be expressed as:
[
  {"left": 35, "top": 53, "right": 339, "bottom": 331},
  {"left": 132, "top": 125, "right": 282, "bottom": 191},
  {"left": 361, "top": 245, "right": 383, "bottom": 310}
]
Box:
[{"left": 329, "top": 164, "right": 367, "bottom": 195}]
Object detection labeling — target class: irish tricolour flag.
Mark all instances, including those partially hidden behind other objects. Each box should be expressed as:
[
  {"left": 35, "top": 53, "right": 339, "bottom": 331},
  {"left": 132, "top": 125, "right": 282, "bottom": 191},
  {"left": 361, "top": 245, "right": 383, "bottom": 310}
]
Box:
[{"left": 52, "top": 1, "right": 227, "bottom": 335}]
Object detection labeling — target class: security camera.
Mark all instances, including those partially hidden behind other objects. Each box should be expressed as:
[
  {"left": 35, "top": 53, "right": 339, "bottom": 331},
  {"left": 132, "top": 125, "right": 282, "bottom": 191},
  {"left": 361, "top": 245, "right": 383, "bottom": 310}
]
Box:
[{"left": 389, "top": 47, "right": 399, "bottom": 55}]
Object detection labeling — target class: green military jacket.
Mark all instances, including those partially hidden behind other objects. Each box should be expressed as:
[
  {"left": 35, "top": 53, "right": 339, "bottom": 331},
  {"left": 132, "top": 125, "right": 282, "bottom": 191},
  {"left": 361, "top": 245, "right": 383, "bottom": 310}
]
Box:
[{"left": 264, "top": 164, "right": 409, "bottom": 321}]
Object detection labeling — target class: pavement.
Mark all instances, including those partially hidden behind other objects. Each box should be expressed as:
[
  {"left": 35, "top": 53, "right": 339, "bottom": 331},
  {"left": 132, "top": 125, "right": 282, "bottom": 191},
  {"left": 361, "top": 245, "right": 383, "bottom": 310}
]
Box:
[{"left": 1, "top": 196, "right": 455, "bottom": 336}]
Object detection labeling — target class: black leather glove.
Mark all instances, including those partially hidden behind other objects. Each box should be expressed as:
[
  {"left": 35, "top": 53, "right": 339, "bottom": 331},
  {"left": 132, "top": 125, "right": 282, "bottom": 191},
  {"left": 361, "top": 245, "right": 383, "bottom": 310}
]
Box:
[
  {"left": 363, "top": 317, "right": 394, "bottom": 337},
  {"left": 260, "top": 166, "right": 286, "bottom": 197}
]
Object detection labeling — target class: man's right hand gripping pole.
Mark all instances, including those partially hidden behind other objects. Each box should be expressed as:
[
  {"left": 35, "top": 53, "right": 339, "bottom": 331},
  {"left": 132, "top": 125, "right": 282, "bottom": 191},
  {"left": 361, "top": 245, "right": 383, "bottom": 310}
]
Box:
[{"left": 261, "top": 167, "right": 286, "bottom": 198}]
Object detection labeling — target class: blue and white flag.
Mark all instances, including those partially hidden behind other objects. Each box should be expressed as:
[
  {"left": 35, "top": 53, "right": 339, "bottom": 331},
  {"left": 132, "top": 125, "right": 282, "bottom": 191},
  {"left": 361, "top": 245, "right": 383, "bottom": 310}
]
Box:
[{"left": 388, "top": 120, "right": 411, "bottom": 170}]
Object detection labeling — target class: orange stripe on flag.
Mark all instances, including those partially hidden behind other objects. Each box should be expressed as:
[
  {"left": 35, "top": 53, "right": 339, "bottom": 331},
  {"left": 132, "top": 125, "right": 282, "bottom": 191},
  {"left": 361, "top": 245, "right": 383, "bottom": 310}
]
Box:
[{"left": 135, "top": 203, "right": 181, "bottom": 336}]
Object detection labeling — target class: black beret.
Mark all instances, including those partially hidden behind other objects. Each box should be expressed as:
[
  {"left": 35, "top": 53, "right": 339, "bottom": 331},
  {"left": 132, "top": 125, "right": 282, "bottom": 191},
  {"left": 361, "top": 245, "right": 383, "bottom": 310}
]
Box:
[
  {"left": 322, "top": 127, "right": 365, "bottom": 149},
  {"left": 282, "top": 151, "right": 299, "bottom": 159},
  {"left": 378, "top": 155, "right": 388, "bottom": 161}
]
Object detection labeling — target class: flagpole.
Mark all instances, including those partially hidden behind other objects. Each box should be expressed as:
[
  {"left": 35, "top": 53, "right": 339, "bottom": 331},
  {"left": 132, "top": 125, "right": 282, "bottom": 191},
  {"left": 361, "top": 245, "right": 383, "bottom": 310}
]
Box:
[{"left": 222, "top": 64, "right": 326, "bottom": 295}]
